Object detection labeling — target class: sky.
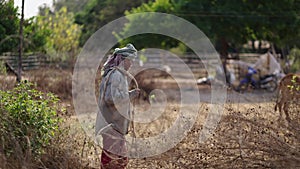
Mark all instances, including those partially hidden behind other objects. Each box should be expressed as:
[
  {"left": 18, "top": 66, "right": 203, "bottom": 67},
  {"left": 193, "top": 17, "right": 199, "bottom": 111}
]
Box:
[{"left": 14, "top": 0, "right": 53, "bottom": 18}]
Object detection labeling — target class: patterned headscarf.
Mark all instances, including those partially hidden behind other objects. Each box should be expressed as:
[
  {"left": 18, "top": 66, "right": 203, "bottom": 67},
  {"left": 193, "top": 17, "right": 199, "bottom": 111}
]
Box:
[
  {"left": 112, "top": 43, "right": 137, "bottom": 60},
  {"left": 102, "top": 44, "right": 137, "bottom": 76}
]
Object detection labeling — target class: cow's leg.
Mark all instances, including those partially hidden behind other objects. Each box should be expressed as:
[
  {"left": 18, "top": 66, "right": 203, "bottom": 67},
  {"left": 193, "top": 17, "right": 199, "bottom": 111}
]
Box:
[
  {"left": 283, "top": 102, "right": 291, "bottom": 122},
  {"left": 277, "top": 99, "right": 283, "bottom": 117},
  {"left": 274, "top": 102, "right": 278, "bottom": 112},
  {"left": 274, "top": 87, "right": 282, "bottom": 112},
  {"left": 276, "top": 100, "right": 284, "bottom": 123}
]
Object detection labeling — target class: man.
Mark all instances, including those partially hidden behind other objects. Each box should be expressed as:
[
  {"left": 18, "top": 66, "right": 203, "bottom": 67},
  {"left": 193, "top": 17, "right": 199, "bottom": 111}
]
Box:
[{"left": 95, "top": 44, "right": 140, "bottom": 169}]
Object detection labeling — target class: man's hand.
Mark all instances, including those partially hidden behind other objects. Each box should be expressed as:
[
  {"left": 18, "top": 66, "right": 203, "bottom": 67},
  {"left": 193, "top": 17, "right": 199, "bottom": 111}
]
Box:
[{"left": 130, "top": 88, "right": 140, "bottom": 99}]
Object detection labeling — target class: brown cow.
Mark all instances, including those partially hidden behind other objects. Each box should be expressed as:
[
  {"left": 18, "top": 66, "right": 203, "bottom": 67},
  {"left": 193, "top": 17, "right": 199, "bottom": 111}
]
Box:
[{"left": 274, "top": 73, "right": 300, "bottom": 122}]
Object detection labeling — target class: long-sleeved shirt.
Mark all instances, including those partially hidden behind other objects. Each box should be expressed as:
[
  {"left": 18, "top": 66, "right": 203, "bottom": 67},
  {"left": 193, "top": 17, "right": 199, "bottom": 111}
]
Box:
[{"left": 95, "top": 68, "right": 135, "bottom": 136}]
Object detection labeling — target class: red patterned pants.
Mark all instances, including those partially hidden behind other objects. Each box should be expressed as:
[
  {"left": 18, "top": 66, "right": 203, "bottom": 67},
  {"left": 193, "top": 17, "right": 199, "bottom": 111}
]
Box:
[{"left": 100, "top": 129, "right": 128, "bottom": 169}]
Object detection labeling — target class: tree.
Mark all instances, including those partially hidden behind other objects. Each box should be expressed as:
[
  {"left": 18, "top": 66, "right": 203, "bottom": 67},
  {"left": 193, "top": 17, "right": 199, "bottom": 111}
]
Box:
[
  {"left": 117, "top": 0, "right": 181, "bottom": 49},
  {"left": 119, "top": 0, "right": 300, "bottom": 82},
  {"left": 23, "top": 17, "right": 49, "bottom": 53},
  {"left": 0, "top": 0, "right": 19, "bottom": 54},
  {"left": 74, "top": 0, "right": 150, "bottom": 46},
  {"left": 0, "top": 0, "right": 49, "bottom": 54},
  {"left": 36, "top": 7, "right": 82, "bottom": 62},
  {"left": 53, "top": 0, "right": 89, "bottom": 14},
  {"left": 287, "top": 48, "right": 300, "bottom": 73},
  {"left": 122, "top": 0, "right": 300, "bottom": 53}
]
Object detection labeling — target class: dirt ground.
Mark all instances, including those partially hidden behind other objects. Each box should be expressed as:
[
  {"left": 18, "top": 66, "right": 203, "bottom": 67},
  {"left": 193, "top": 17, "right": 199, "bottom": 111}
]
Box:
[
  {"left": 123, "top": 87, "right": 299, "bottom": 169},
  {"left": 82, "top": 76, "right": 299, "bottom": 169},
  {"left": 1, "top": 69, "right": 299, "bottom": 169},
  {"left": 42, "top": 70, "right": 300, "bottom": 168}
]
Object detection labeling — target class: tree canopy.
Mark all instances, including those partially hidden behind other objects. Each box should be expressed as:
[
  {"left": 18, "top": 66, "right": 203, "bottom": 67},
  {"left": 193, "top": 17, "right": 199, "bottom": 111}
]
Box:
[
  {"left": 119, "top": 0, "right": 300, "bottom": 55},
  {"left": 0, "top": 0, "right": 19, "bottom": 54},
  {"left": 53, "top": 0, "right": 89, "bottom": 14},
  {"left": 74, "top": 0, "right": 150, "bottom": 46},
  {"left": 36, "top": 6, "right": 82, "bottom": 61},
  {"left": 1, "top": 0, "right": 299, "bottom": 63},
  {"left": 0, "top": 0, "right": 49, "bottom": 54}
]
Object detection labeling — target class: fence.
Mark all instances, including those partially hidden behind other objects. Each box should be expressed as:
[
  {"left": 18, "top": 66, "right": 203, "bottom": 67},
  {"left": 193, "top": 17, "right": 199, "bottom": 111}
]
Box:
[
  {"left": 0, "top": 51, "right": 266, "bottom": 81},
  {"left": 0, "top": 53, "right": 48, "bottom": 71},
  {"left": 138, "top": 51, "right": 263, "bottom": 80}
]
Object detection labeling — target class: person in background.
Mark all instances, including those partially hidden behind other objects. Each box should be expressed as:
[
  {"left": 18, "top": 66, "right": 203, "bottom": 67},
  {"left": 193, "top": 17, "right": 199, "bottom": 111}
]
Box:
[
  {"left": 95, "top": 44, "right": 140, "bottom": 169},
  {"left": 237, "top": 66, "right": 258, "bottom": 91}
]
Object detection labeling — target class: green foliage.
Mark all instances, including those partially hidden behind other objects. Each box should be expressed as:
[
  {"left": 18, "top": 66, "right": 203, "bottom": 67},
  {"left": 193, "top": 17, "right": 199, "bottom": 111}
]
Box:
[
  {"left": 139, "top": 49, "right": 148, "bottom": 63},
  {"left": 23, "top": 17, "right": 50, "bottom": 53},
  {"left": 117, "top": 0, "right": 182, "bottom": 49},
  {"left": 53, "top": 0, "right": 89, "bottom": 14},
  {"left": 0, "top": 60, "right": 7, "bottom": 75},
  {"left": 288, "top": 48, "right": 300, "bottom": 73},
  {"left": 129, "top": 0, "right": 174, "bottom": 13},
  {"left": 75, "top": 0, "right": 148, "bottom": 46},
  {"left": 36, "top": 7, "right": 82, "bottom": 62},
  {"left": 122, "top": 0, "right": 300, "bottom": 52},
  {"left": 0, "top": 0, "right": 48, "bottom": 54},
  {"left": 0, "top": 82, "right": 61, "bottom": 157},
  {"left": 287, "top": 75, "right": 300, "bottom": 94},
  {"left": 0, "top": 0, "right": 19, "bottom": 54},
  {"left": 170, "top": 42, "right": 188, "bottom": 55}
]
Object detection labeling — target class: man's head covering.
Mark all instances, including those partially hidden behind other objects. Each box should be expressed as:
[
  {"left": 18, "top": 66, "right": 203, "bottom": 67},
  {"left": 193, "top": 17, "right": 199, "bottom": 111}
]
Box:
[
  {"left": 102, "top": 44, "right": 137, "bottom": 76},
  {"left": 113, "top": 43, "right": 137, "bottom": 60}
]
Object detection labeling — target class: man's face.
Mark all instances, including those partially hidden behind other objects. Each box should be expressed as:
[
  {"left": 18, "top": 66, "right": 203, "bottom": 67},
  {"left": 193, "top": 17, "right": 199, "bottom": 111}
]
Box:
[{"left": 124, "top": 58, "right": 133, "bottom": 71}]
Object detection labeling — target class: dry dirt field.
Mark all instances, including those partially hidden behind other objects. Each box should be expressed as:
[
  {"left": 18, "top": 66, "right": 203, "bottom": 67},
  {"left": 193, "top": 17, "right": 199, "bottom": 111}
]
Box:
[
  {"left": 74, "top": 75, "right": 299, "bottom": 169},
  {"left": 123, "top": 85, "right": 300, "bottom": 169},
  {"left": 1, "top": 69, "right": 299, "bottom": 169}
]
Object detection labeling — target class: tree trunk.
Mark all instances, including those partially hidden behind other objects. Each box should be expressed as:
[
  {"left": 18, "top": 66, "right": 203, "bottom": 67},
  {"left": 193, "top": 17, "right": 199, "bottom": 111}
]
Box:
[
  {"left": 17, "top": 0, "right": 24, "bottom": 82},
  {"left": 220, "top": 37, "right": 229, "bottom": 84}
]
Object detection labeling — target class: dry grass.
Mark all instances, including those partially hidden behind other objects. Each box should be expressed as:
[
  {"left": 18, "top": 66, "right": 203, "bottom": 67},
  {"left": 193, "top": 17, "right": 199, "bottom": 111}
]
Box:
[
  {"left": 127, "top": 100, "right": 300, "bottom": 169},
  {"left": 1, "top": 69, "right": 299, "bottom": 168},
  {"left": 0, "top": 116, "right": 99, "bottom": 169},
  {"left": 39, "top": 117, "right": 99, "bottom": 169},
  {"left": 0, "top": 74, "right": 16, "bottom": 90},
  {"left": 26, "top": 68, "right": 73, "bottom": 101}
]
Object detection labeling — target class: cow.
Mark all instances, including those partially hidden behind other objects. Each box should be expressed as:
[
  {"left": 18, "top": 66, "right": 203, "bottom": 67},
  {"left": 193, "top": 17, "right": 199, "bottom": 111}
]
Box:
[{"left": 274, "top": 73, "right": 300, "bottom": 122}]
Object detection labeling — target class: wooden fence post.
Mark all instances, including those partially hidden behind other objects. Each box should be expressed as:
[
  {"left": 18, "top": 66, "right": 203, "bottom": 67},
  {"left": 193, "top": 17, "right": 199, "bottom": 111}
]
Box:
[{"left": 17, "top": 0, "right": 24, "bottom": 82}]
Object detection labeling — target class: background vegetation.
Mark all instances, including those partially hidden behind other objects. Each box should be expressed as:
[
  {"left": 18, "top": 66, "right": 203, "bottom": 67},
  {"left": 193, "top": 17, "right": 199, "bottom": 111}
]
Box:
[
  {"left": 0, "top": 82, "right": 61, "bottom": 168},
  {"left": 1, "top": 0, "right": 299, "bottom": 71},
  {"left": 0, "top": 0, "right": 299, "bottom": 168}
]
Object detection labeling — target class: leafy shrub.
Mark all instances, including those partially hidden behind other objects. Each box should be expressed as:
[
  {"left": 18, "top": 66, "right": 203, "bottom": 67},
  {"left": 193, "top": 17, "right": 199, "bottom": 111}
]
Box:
[
  {"left": 0, "top": 82, "right": 61, "bottom": 159},
  {"left": 288, "top": 48, "right": 300, "bottom": 73},
  {"left": 287, "top": 74, "right": 300, "bottom": 92},
  {"left": 0, "top": 60, "right": 6, "bottom": 75},
  {"left": 28, "top": 68, "right": 72, "bottom": 101}
]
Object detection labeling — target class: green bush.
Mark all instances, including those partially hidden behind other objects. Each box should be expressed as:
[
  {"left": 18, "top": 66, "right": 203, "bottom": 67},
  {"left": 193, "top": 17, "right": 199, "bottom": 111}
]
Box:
[
  {"left": 0, "top": 60, "right": 6, "bottom": 75},
  {"left": 0, "top": 82, "right": 61, "bottom": 158},
  {"left": 288, "top": 48, "right": 300, "bottom": 73}
]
